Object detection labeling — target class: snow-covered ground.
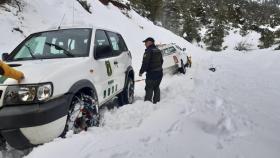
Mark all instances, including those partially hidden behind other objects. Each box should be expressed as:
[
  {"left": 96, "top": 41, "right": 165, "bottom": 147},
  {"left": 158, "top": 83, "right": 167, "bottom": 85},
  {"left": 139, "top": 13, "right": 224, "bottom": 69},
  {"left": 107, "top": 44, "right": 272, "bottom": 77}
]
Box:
[
  {"left": 24, "top": 49, "right": 280, "bottom": 158},
  {"left": 1, "top": 0, "right": 280, "bottom": 158}
]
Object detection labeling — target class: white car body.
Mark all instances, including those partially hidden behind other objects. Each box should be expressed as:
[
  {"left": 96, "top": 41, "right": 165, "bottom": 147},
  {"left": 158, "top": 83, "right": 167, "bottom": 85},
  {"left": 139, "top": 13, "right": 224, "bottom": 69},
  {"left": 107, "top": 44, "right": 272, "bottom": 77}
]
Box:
[
  {"left": 157, "top": 44, "right": 188, "bottom": 74},
  {"left": 0, "top": 26, "right": 134, "bottom": 149}
]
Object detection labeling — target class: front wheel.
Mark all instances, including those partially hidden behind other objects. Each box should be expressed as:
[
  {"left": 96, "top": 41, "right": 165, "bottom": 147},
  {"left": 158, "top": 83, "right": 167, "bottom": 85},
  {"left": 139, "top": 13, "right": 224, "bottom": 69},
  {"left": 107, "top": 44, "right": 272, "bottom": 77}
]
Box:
[
  {"left": 118, "top": 77, "right": 134, "bottom": 106},
  {"left": 63, "top": 92, "right": 99, "bottom": 135}
]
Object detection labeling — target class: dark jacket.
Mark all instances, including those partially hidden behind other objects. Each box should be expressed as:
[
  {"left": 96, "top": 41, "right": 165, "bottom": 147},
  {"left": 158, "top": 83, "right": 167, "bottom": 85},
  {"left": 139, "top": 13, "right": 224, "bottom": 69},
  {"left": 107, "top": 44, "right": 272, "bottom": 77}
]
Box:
[{"left": 140, "top": 44, "right": 163, "bottom": 80}]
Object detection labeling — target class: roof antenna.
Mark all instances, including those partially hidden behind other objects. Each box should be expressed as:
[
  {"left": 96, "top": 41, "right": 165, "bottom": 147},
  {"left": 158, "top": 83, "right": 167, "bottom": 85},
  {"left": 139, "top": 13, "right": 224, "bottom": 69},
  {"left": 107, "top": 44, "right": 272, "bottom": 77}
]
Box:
[{"left": 58, "top": 13, "right": 66, "bottom": 29}]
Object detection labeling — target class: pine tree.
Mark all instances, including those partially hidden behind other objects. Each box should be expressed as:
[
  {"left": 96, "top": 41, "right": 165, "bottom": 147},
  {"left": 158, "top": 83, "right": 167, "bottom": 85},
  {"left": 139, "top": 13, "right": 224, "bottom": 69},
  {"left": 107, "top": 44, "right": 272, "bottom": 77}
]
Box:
[
  {"left": 204, "top": 21, "right": 227, "bottom": 51},
  {"left": 258, "top": 28, "right": 275, "bottom": 49},
  {"left": 129, "top": 0, "right": 162, "bottom": 21},
  {"left": 0, "top": 0, "right": 10, "bottom": 4},
  {"left": 182, "top": 11, "right": 201, "bottom": 43},
  {"left": 161, "top": 0, "right": 182, "bottom": 35},
  {"left": 129, "top": 0, "right": 280, "bottom": 49}
]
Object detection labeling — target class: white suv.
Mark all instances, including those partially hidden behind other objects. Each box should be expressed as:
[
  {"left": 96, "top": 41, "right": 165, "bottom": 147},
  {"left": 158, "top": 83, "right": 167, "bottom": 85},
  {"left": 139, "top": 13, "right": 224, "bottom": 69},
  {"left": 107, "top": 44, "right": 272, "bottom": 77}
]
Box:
[
  {"left": 157, "top": 43, "right": 188, "bottom": 74},
  {"left": 0, "top": 26, "right": 134, "bottom": 150}
]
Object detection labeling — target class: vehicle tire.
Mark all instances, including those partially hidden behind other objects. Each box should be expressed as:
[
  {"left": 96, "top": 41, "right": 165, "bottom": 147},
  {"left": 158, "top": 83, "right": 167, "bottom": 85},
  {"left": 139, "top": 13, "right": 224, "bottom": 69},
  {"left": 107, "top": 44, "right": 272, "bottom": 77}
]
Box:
[
  {"left": 62, "top": 91, "right": 99, "bottom": 136},
  {"left": 0, "top": 135, "right": 6, "bottom": 151},
  {"left": 118, "top": 77, "right": 134, "bottom": 106},
  {"left": 179, "top": 60, "right": 186, "bottom": 74}
]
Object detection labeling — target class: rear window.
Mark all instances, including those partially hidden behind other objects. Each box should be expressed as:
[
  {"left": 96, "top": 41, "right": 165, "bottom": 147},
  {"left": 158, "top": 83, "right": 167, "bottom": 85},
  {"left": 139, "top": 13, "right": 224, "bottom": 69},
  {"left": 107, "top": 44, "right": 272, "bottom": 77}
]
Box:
[{"left": 162, "top": 46, "right": 176, "bottom": 56}]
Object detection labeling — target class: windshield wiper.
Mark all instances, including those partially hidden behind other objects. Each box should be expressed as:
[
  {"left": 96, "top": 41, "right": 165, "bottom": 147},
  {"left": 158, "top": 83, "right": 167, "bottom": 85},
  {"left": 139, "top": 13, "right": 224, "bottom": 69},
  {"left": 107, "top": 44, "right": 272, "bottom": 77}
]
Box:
[
  {"left": 23, "top": 44, "right": 37, "bottom": 59},
  {"left": 45, "top": 42, "right": 75, "bottom": 57}
]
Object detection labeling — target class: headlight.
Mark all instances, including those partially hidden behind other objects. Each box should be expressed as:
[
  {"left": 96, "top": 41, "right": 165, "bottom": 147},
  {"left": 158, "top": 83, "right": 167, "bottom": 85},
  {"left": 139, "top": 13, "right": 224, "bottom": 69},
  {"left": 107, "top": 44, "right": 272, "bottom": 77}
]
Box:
[
  {"left": 37, "top": 84, "right": 52, "bottom": 101},
  {"left": 18, "top": 86, "right": 36, "bottom": 102},
  {"left": 4, "top": 83, "right": 53, "bottom": 106}
]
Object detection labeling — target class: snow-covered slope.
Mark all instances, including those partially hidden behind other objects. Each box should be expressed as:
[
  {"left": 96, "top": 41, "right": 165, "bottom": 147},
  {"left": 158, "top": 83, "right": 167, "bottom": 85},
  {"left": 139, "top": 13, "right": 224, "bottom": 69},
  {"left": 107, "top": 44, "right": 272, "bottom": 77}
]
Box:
[
  {"left": 223, "top": 29, "right": 261, "bottom": 50},
  {"left": 0, "top": 0, "right": 200, "bottom": 72},
  {"left": 1, "top": 0, "right": 280, "bottom": 158},
  {"left": 25, "top": 49, "right": 280, "bottom": 158}
]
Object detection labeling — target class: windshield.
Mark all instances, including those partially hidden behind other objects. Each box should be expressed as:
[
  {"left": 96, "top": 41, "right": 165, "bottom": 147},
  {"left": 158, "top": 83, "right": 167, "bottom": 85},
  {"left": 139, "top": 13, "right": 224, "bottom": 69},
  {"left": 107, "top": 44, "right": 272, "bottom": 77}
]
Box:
[{"left": 7, "top": 28, "right": 92, "bottom": 61}]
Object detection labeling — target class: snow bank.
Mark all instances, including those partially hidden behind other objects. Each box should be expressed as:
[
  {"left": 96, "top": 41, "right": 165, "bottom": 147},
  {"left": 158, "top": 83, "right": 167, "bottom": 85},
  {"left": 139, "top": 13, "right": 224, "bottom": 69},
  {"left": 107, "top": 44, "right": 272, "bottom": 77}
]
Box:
[
  {"left": 1, "top": 0, "right": 280, "bottom": 158},
  {"left": 223, "top": 29, "right": 261, "bottom": 50},
  {"left": 25, "top": 49, "right": 280, "bottom": 158}
]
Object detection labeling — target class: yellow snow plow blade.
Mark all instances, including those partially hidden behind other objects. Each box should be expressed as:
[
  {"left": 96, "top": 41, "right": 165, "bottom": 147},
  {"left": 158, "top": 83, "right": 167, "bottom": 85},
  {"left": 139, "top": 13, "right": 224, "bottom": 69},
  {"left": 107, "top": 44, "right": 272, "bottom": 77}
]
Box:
[{"left": 0, "top": 60, "right": 24, "bottom": 82}]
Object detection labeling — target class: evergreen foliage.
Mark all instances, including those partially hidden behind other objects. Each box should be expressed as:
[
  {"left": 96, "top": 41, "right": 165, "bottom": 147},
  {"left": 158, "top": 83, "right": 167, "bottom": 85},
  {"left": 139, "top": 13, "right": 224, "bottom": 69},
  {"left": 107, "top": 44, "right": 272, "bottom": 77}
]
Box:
[
  {"left": 129, "top": 0, "right": 162, "bottom": 21},
  {"left": 203, "top": 22, "right": 227, "bottom": 51},
  {"left": 130, "top": 0, "right": 280, "bottom": 51},
  {"left": 77, "top": 0, "right": 92, "bottom": 13},
  {"left": 0, "top": 0, "right": 22, "bottom": 12},
  {"left": 258, "top": 28, "right": 275, "bottom": 48}
]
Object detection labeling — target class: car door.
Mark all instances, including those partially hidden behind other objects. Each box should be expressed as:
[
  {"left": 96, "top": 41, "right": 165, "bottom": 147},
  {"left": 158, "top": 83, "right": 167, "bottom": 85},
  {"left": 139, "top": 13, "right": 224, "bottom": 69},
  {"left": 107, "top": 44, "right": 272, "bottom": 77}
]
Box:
[
  {"left": 105, "top": 31, "right": 129, "bottom": 96},
  {"left": 92, "top": 29, "right": 115, "bottom": 105}
]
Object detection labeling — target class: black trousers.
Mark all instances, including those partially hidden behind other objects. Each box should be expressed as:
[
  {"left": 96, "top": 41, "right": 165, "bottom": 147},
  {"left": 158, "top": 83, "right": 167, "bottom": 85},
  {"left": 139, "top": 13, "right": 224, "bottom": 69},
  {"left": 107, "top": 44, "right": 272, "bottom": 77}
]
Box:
[{"left": 145, "top": 78, "right": 162, "bottom": 104}]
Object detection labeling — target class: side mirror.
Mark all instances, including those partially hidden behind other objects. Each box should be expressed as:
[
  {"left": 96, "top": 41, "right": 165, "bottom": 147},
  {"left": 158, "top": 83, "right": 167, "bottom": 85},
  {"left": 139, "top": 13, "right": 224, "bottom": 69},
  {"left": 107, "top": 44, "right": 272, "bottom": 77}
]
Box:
[
  {"left": 2, "top": 53, "right": 9, "bottom": 61},
  {"left": 183, "top": 48, "right": 186, "bottom": 51}
]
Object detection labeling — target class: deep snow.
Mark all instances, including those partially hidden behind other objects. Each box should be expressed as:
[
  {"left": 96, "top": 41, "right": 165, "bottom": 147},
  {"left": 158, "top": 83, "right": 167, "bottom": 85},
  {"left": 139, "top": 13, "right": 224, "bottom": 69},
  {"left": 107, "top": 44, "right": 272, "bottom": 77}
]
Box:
[
  {"left": 0, "top": 0, "right": 280, "bottom": 158},
  {"left": 25, "top": 50, "right": 280, "bottom": 158}
]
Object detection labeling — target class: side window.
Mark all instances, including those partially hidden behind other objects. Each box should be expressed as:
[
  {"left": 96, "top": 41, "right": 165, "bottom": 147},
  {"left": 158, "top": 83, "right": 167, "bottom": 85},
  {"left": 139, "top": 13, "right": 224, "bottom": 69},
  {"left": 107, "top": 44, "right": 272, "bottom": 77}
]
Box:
[
  {"left": 118, "top": 34, "right": 128, "bottom": 51},
  {"left": 106, "top": 32, "right": 128, "bottom": 56},
  {"left": 107, "top": 31, "right": 120, "bottom": 56},
  {"left": 94, "top": 30, "right": 112, "bottom": 59}
]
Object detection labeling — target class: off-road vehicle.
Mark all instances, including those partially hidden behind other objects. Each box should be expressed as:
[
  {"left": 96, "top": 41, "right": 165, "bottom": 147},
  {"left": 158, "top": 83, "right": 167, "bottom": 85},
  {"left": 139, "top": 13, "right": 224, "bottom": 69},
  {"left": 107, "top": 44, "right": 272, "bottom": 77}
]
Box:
[
  {"left": 0, "top": 26, "right": 134, "bottom": 150},
  {"left": 157, "top": 43, "right": 188, "bottom": 74}
]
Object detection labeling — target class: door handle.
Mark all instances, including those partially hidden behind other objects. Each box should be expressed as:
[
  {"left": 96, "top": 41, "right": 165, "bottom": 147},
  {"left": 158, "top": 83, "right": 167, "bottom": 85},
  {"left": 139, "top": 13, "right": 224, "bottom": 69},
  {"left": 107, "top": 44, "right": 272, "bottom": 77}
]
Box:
[{"left": 114, "top": 61, "right": 118, "bottom": 65}]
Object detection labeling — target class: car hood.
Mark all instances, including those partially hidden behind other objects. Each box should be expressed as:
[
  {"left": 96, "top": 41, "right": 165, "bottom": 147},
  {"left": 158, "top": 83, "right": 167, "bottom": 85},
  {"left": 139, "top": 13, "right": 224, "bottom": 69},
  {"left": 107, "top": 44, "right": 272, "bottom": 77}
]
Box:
[{"left": 0, "top": 58, "right": 89, "bottom": 85}]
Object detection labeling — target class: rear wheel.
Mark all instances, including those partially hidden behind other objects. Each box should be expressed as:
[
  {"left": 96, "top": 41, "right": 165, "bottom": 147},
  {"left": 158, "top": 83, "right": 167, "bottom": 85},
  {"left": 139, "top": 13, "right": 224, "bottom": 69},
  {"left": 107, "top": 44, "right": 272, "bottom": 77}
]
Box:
[
  {"left": 0, "top": 135, "right": 6, "bottom": 151},
  {"left": 118, "top": 77, "right": 134, "bottom": 106},
  {"left": 179, "top": 60, "right": 186, "bottom": 74},
  {"left": 63, "top": 91, "right": 99, "bottom": 135}
]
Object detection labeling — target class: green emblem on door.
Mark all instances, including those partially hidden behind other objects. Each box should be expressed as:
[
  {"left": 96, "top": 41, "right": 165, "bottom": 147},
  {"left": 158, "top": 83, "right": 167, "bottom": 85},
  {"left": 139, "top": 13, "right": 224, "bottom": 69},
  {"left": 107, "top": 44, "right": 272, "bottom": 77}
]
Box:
[{"left": 105, "top": 61, "right": 112, "bottom": 76}]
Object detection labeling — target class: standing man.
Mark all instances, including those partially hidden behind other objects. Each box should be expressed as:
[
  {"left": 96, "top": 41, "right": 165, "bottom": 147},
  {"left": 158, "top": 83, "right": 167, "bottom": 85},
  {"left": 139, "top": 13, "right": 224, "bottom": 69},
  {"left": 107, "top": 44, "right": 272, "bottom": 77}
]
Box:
[{"left": 139, "top": 37, "right": 163, "bottom": 104}]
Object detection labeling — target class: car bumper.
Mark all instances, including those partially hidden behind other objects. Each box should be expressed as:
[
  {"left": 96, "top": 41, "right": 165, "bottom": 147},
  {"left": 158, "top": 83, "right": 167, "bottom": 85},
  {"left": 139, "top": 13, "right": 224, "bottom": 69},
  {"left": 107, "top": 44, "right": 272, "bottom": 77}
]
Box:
[
  {"left": 0, "top": 94, "right": 72, "bottom": 149},
  {"left": 163, "top": 65, "right": 179, "bottom": 74}
]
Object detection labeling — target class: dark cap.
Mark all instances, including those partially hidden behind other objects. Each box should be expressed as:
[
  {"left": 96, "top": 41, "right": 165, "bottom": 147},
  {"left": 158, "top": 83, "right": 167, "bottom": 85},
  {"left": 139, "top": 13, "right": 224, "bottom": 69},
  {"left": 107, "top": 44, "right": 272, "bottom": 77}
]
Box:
[{"left": 143, "top": 37, "right": 155, "bottom": 43}]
